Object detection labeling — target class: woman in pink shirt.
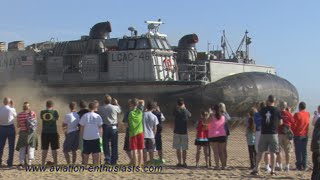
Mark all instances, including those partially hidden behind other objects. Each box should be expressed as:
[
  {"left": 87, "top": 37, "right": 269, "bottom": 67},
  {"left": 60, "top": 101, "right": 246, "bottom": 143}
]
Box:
[{"left": 208, "top": 105, "right": 227, "bottom": 169}]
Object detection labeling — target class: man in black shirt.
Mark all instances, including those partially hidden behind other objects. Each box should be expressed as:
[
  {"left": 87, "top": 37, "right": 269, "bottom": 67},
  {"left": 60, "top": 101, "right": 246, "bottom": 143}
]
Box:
[
  {"left": 251, "top": 95, "right": 283, "bottom": 176},
  {"left": 173, "top": 98, "right": 191, "bottom": 168}
]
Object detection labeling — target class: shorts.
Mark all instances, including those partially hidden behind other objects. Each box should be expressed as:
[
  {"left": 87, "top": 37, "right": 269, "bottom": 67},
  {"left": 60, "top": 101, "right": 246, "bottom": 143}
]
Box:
[
  {"left": 155, "top": 132, "right": 162, "bottom": 151},
  {"left": 83, "top": 138, "right": 101, "bottom": 155},
  {"left": 41, "top": 133, "right": 60, "bottom": 150},
  {"left": 144, "top": 138, "right": 155, "bottom": 152},
  {"left": 209, "top": 136, "right": 227, "bottom": 143},
  {"left": 63, "top": 131, "right": 79, "bottom": 152},
  {"left": 123, "top": 128, "right": 130, "bottom": 151},
  {"left": 173, "top": 133, "right": 188, "bottom": 150},
  {"left": 279, "top": 134, "right": 293, "bottom": 153},
  {"left": 130, "top": 133, "right": 144, "bottom": 150},
  {"left": 194, "top": 139, "right": 209, "bottom": 146},
  {"left": 258, "top": 134, "right": 279, "bottom": 153}
]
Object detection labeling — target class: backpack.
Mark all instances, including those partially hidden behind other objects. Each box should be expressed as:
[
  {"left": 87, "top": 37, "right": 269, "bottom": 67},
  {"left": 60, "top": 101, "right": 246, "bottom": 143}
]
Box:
[{"left": 281, "top": 124, "right": 293, "bottom": 140}]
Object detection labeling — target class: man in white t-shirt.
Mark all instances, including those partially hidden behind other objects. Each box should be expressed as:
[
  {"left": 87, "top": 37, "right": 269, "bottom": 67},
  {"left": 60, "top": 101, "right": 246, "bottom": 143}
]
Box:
[
  {"left": 63, "top": 102, "right": 80, "bottom": 164},
  {"left": 0, "top": 97, "right": 17, "bottom": 167},
  {"left": 79, "top": 102, "right": 103, "bottom": 166},
  {"left": 143, "top": 102, "right": 159, "bottom": 163},
  {"left": 312, "top": 105, "right": 320, "bottom": 126}
]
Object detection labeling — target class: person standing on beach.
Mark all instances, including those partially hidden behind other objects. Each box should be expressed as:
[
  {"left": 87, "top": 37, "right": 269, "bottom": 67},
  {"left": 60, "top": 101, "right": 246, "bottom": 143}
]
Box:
[
  {"left": 276, "top": 101, "right": 294, "bottom": 171},
  {"left": 41, "top": 100, "right": 60, "bottom": 165},
  {"left": 143, "top": 102, "right": 158, "bottom": 164},
  {"left": 195, "top": 110, "right": 210, "bottom": 168},
  {"left": 63, "top": 102, "right": 80, "bottom": 165},
  {"left": 123, "top": 99, "right": 133, "bottom": 164},
  {"left": 246, "top": 108, "right": 257, "bottom": 170},
  {"left": 311, "top": 119, "right": 320, "bottom": 179},
  {"left": 79, "top": 102, "right": 103, "bottom": 166},
  {"left": 128, "top": 99, "right": 145, "bottom": 166},
  {"left": 292, "top": 102, "right": 310, "bottom": 171},
  {"left": 251, "top": 95, "right": 282, "bottom": 176},
  {"left": 312, "top": 105, "right": 320, "bottom": 126},
  {"left": 151, "top": 101, "right": 166, "bottom": 163},
  {"left": 254, "top": 102, "right": 271, "bottom": 172},
  {"left": 208, "top": 105, "right": 227, "bottom": 170},
  {"left": 219, "top": 103, "right": 231, "bottom": 167},
  {"left": 97, "top": 95, "right": 121, "bottom": 165},
  {"left": 77, "top": 100, "right": 89, "bottom": 164},
  {"left": 0, "top": 97, "right": 17, "bottom": 167},
  {"left": 16, "top": 102, "right": 37, "bottom": 166},
  {"left": 173, "top": 98, "right": 191, "bottom": 168}
]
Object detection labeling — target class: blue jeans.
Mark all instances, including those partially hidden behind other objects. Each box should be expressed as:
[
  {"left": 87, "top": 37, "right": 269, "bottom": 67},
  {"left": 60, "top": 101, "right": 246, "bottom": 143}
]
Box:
[
  {"left": 102, "top": 124, "right": 118, "bottom": 165},
  {"left": 0, "top": 125, "right": 16, "bottom": 166},
  {"left": 293, "top": 136, "right": 308, "bottom": 170}
]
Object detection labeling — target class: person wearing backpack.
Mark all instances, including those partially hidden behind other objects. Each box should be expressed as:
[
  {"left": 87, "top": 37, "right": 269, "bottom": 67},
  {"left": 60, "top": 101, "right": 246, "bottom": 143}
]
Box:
[
  {"left": 16, "top": 102, "right": 38, "bottom": 166},
  {"left": 276, "top": 101, "right": 294, "bottom": 171}
]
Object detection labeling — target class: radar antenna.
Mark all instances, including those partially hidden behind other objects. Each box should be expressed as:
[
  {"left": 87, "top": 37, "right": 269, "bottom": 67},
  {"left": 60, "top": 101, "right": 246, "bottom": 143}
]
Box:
[{"left": 145, "top": 19, "right": 167, "bottom": 37}]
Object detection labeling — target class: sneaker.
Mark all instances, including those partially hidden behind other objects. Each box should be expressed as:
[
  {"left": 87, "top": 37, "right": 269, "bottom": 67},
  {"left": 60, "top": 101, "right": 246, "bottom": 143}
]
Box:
[
  {"left": 250, "top": 170, "right": 259, "bottom": 175},
  {"left": 284, "top": 165, "right": 290, "bottom": 172},
  {"left": 182, "top": 163, "right": 188, "bottom": 168},
  {"left": 265, "top": 165, "right": 271, "bottom": 172},
  {"left": 176, "top": 163, "right": 183, "bottom": 167},
  {"left": 270, "top": 171, "right": 278, "bottom": 176},
  {"left": 275, "top": 166, "right": 283, "bottom": 171}
]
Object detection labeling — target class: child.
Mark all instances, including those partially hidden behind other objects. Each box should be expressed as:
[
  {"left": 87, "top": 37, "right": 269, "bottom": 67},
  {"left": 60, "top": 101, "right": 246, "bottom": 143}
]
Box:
[
  {"left": 63, "top": 102, "right": 80, "bottom": 165},
  {"left": 128, "top": 99, "right": 145, "bottom": 166},
  {"left": 79, "top": 102, "right": 103, "bottom": 166},
  {"left": 195, "top": 110, "right": 210, "bottom": 168},
  {"left": 16, "top": 102, "right": 37, "bottom": 166},
  {"left": 143, "top": 102, "right": 159, "bottom": 164},
  {"left": 123, "top": 99, "right": 133, "bottom": 164},
  {"left": 173, "top": 98, "right": 191, "bottom": 168},
  {"left": 246, "top": 107, "right": 257, "bottom": 169}
]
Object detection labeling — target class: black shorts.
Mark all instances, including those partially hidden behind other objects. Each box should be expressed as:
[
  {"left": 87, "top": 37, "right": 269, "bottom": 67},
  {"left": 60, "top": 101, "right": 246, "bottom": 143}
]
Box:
[
  {"left": 155, "top": 132, "right": 162, "bottom": 151},
  {"left": 123, "top": 128, "right": 130, "bottom": 151},
  {"left": 41, "top": 133, "right": 60, "bottom": 150},
  {"left": 194, "top": 140, "right": 209, "bottom": 146},
  {"left": 83, "top": 139, "right": 101, "bottom": 155},
  {"left": 209, "top": 136, "right": 227, "bottom": 143}
]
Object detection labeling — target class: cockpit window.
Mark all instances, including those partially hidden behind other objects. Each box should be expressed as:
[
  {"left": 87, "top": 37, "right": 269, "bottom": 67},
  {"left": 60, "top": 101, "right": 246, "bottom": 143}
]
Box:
[
  {"left": 128, "top": 40, "right": 136, "bottom": 50},
  {"left": 150, "top": 38, "right": 158, "bottom": 49},
  {"left": 155, "top": 39, "right": 164, "bottom": 49},
  {"left": 118, "top": 39, "right": 127, "bottom": 51},
  {"left": 161, "top": 39, "right": 171, "bottom": 50},
  {"left": 136, "top": 38, "right": 150, "bottom": 49}
]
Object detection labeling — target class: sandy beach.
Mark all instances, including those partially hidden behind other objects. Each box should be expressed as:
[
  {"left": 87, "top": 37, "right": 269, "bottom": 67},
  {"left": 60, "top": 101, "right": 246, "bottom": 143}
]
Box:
[{"left": 0, "top": 123, "right": 313, "bottom": 180}]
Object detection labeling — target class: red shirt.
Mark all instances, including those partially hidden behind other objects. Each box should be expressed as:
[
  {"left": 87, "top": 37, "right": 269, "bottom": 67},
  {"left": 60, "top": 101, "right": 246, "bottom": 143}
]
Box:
[
  {"left": 17, "top": 111, "right": 36, "bottom": 131},
  {"left": 197, "top": 120, "right": 209, "bottom": 140},
  {"left": 292, "top": 110, "right": 310, "bottom": 136},
  {"left": 278, "top": 110, "right": 294, "bottom": 134}
]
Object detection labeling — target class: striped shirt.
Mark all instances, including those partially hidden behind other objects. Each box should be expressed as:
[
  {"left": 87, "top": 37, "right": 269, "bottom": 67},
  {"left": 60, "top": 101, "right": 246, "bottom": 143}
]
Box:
[{"left": 17, "top": 111, "right": 36, "bottom": 131}]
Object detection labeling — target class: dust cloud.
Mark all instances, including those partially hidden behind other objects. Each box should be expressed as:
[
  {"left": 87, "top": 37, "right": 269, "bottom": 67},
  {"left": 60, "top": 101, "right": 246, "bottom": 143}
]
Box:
[{"left": 0, "top": 79, "right": 69, "bottom": 131}]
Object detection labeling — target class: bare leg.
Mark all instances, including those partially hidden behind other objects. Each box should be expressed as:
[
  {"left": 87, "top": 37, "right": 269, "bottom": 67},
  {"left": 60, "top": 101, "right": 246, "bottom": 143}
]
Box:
[
  {"left": 212, "top": 143, "right": 220, "bottom": 168},
  {"left": 277, "top": 151, "right": 282, "bottom": 166},
  {"left": 254, "top": 152, "right": 264, "bottom": 172},
  {"left": 285, "top": 149, "right": 290, "bottom": 166},
  {"left": 149, "top": 152, "right": 154, "bottom": 163},
  {"left": 82, "top": 153, "right": 89, "bottom": 166},
  {"left": 92, "top": 153, "right": 100, "bottom": 165},
  {"left": 220, "top": 143, "right": 227, "bottom": 168},
  {"left": 52, "top": 150, "right": 58, "bottom": 165},
  {"left": 64, "top": 152, "right": 71, "bottom": 164},
  {"left": 264, "top": 153, "right": 270, "bottom": 167},
  {"left": 42, "top": 150, "right": 48, "bottom": 165},
  {"left": 196, "top": 146, "right": 201, "bottom": 166},
  {"left": 143, "top": 150, "right": 148, "bottom": 163},
  {"left": 138, "top": 149, "right": 144, "bottom": 165},
  {"left": 72, "top": 151, "right": 77, "bottom": 164},
  {"left": 132, "top": 150, "right": 138, "bottom": 165},
  {"left": 224, "top": 141, "right": 228, "bottom": 167},
  {"left": 204, "top": 146, "right": 209, "bottom": 167},
  {"left": 182, "top": 150, "right": 187, "bottom": 165},
  {"left": 270, "top": 152, "right": 276, "bottom": 172},
  {"left": 176, "top": 149, "right": 182, "bottom": 165}
]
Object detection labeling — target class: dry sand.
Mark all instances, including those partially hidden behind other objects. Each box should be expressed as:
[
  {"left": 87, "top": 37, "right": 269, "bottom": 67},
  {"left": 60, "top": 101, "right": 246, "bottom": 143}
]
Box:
[{"left": 0, "top": 125, "right": 313, "bottom": 180}]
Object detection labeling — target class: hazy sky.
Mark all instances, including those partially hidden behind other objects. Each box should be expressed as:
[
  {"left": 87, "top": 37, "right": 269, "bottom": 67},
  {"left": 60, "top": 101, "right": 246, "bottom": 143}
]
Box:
[{"left": 0, "top": 0, "right": 318, "bottom": 112}]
